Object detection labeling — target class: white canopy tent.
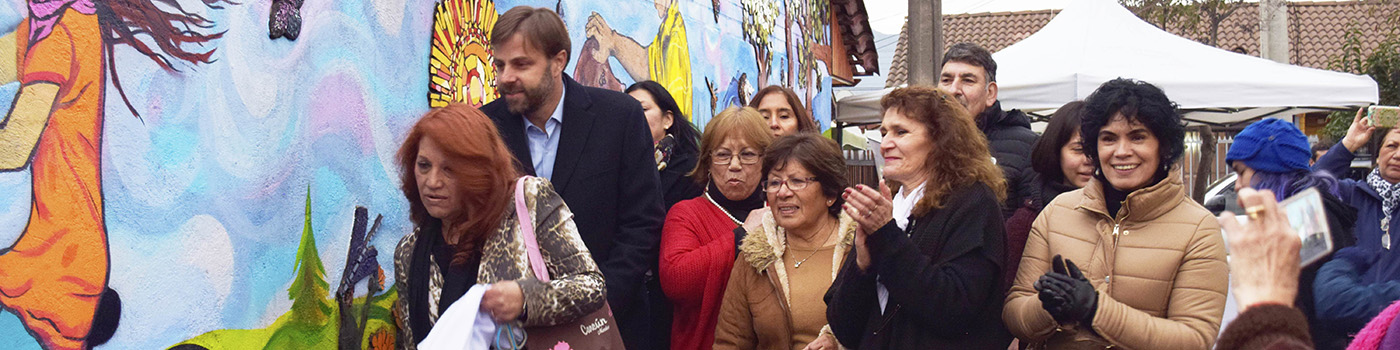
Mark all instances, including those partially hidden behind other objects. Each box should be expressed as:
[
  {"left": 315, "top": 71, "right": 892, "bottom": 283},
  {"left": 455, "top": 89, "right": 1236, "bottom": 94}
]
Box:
[{"left": 834, "top": 0, "right": 1379, "bottom": 127}]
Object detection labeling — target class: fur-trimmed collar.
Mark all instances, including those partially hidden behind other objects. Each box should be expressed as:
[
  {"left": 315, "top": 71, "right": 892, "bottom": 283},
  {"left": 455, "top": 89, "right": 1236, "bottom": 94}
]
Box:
[{"left": 738, "top": 210, "right": 858, "bottom": 304}]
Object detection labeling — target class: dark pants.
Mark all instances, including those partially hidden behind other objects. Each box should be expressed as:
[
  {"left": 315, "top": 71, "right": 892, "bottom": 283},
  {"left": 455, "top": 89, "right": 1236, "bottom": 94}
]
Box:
[{"left": 615, "top": 270, "right": 672, "bottom": 350}]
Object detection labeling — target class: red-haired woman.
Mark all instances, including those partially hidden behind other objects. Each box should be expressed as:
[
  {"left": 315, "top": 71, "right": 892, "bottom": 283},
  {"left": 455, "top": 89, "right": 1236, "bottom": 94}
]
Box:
[{"left": 391, "top": 103, "right": 606, "bottom": 348}]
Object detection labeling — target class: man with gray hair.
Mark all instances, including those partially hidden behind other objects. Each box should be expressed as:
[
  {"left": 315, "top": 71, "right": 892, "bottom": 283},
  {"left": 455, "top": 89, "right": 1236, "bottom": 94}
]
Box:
[{"left": 939, "top": 42, "right": 1038, "bottom": 218}]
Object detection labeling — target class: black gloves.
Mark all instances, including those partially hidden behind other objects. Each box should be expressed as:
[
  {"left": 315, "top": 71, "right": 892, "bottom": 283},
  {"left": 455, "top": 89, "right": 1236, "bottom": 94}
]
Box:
[{"left": 1035, "top": 255, "right": 1099, "bottom": 325}]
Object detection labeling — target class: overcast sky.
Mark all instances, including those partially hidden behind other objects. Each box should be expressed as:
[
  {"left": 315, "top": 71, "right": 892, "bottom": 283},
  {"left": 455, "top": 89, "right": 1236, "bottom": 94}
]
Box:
[{"left": 864, "top": 0, "right": 1353, "bottom": 35}]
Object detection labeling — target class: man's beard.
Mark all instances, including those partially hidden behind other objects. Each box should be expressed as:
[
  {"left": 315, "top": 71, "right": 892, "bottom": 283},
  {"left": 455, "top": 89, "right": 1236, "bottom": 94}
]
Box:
[{"left": 504, "top": 66, "right": 558, "bottom": 115}]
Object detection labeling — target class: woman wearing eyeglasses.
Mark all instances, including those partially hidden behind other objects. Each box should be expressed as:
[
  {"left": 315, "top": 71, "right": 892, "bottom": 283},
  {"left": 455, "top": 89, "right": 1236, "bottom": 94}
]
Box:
[
  {"left": 713, "top": 132, "right": 856, "bottom": 350},
  {"left": 659, "top": 107, "right": 773, "bottom": 350},
  {"left": 825, "top": 86, "right": 1012, "bottom": 349}
]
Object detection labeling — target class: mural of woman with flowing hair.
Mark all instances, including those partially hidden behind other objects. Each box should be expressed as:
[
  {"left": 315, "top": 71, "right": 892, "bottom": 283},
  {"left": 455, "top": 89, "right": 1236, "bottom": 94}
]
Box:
[{"left": 0, "top": 0, "right": 230, "bottom": 347}]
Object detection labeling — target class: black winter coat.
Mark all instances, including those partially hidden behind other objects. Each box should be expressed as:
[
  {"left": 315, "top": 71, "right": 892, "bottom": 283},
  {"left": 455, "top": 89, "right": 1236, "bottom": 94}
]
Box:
[
  {"left": 659, "top": 142, "right": 702, "bottom": 210},
  {"left": 1306, "top": 191, "right": 1358, "bottom": 350},
  {"left": 977, "top": 102, "right": 1038, "bottom": 219},
  {"left": 825, "top": 182, "right": 1013, "bottom": 349},
  {"left": 484, "top": 74, "right": 666, "bottom": 350}
]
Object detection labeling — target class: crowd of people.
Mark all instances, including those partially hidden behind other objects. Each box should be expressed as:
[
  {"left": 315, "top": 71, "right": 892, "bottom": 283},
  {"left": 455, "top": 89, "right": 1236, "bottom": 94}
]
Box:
[{"left": 387, "top": 5, "right": 1400, "bottom": 350}]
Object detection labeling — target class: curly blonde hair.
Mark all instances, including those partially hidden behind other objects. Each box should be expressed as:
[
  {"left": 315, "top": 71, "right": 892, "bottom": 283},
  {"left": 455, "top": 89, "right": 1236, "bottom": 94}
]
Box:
[{"left": 881, "top": 87, "right": 1006, "bottom": 216}]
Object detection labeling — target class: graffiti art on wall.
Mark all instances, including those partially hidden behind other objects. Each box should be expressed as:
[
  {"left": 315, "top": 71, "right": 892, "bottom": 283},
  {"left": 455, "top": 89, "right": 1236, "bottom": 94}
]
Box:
[
  {"left": 168, "top": 194, "right": 396, "bottom": 350},
  {"left": 0, "top": 0, "right": 232, "bottom": 347},
  {"left": 0, "top": 0, "right": 833, "bottom": 349},
  {"left": 428, "top": 0, "right": 499, "bottom": 108},
  {"left": 269, "top": 0, "right": 305, "bottom": 40},
  {"left": 0, "top": 0, "right": 429, "bottom": 347},
  {"left": 429, "top": 0, "right": 833, "bottom": 129}
]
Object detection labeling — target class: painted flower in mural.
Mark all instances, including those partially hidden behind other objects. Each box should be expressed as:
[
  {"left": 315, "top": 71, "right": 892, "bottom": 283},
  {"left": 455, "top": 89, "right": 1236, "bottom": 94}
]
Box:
[
  {"left": 369, "top": 329, "right": 394, "bottom": 350},
  {"left": 429, "top": 0, "right": 499, "bottom": 108}
]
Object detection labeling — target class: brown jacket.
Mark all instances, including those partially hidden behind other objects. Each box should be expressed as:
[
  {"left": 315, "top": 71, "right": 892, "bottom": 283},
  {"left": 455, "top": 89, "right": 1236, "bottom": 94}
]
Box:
[
  {"left": 1003, "top": 170, "right": 1228, "bottom": 349},
  {"left": 713, "top": 211, "right": 856, "bottom": 350}
]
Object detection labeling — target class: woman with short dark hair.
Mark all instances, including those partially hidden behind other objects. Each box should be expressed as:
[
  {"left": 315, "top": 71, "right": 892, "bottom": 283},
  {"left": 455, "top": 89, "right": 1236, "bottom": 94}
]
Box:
[
  {"left": 1004, "top": 78, "right": 1228, "bottom": 349},
  {"left": 826, "top": 86, "right": 1012, "bottom": 349},
  {"left": 714, "top": 133, "right": 854, "bottom": 350},
  {"left": 1005, "top": 101, "right": 1092, "bottom": 290}
]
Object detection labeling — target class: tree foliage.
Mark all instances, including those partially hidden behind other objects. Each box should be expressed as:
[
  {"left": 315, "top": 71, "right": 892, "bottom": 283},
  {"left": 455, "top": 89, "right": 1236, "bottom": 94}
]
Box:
[
  {"left": 1323, "top": 2, "right": 1400, "bottom": 144},
  {"left": 1119, "top": 0, "right": 1244, "bottom": 46}
]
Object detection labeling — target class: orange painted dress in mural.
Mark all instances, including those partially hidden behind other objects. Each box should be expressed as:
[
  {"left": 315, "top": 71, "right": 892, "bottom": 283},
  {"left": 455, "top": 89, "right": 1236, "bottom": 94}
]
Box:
[{"left": 0, "top": 9, "right": 108, "bottom": 350}]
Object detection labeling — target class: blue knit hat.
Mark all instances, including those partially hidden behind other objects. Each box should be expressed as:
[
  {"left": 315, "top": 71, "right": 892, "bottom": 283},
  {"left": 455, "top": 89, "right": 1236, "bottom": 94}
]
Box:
[{"left": 1225, "top": 118, "right": 1312, "bottom": 173}]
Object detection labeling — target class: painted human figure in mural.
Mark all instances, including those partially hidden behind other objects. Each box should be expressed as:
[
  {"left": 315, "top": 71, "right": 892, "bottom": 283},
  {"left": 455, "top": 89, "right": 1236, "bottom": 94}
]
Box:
[
  {"left": 0, "top": 0, "right": 228, "bottom": 348},
  {"left": 583, "top": 0, "right": 693, "bottom": 119}
]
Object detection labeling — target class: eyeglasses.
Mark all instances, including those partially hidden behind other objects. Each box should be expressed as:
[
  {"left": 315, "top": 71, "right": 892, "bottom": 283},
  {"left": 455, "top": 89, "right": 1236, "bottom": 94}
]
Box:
[
  {"left": 713, "top": 150, "right": 762, "bottom": 165},
  {"left": 764, "top": 177, "right": 819, "bottom": 192}
]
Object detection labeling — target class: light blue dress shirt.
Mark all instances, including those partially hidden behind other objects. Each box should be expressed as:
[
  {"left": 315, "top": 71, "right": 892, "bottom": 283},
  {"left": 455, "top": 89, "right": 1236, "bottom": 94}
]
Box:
[{"left": 524, "top": 88, "right": 566, "bottom": 181}]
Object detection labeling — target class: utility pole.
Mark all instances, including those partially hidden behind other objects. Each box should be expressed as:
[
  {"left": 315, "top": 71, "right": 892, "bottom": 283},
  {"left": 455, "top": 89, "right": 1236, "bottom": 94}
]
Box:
[
  {"left": 908, "top": 0, "right": 940, "bottom": 86},
  {"left": 1260, "top": 0, "right": 1289, "bottom": 63}
]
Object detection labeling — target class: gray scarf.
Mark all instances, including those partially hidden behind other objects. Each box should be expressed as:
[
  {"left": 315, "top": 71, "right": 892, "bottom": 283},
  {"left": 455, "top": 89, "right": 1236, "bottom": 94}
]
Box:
[{"left": 1367, "top": 168, "right": 1400, "bottom": 249}]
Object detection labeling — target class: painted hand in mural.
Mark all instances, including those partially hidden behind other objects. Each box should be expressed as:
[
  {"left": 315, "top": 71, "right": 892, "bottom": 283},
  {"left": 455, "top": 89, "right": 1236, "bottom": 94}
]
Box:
[
  {"left": 481, "top": 280, "right": 525, "bottom": 322},
  {"left": 584, "top": 12, "right": 649, "bottom": 83},
  {"left": 582, "top": 4, "right": 693, "bottom": 119}
]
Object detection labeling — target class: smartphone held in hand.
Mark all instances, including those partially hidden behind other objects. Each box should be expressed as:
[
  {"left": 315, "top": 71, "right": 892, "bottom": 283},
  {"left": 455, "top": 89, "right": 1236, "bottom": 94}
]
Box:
[
  {"left": 1227, "top": 188, "right": 1334, "bottom": 267},
  {"left": 1368, "top": 105, "right": 1400, "bottom": 128}
]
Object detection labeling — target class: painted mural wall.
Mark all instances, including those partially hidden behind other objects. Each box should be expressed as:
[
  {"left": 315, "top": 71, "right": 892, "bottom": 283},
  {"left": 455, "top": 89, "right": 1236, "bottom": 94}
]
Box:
[{"left": 0, "top": 0, "right": 831, "bottom": 348}]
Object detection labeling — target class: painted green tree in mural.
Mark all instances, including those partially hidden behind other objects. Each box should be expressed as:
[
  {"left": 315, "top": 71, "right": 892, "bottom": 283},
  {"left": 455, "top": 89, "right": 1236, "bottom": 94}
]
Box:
[
  {"left": 168, "top": 191, "right": 398, "bottom": 349},
  {"left": 288, "top": 189, "right": 332, "bottom": 325},
  {"left": 793, "top": 0, "right": 829, "bottom": 107},
  {"left": 742, "top": 0, "right": 778, "bottom": 88}
]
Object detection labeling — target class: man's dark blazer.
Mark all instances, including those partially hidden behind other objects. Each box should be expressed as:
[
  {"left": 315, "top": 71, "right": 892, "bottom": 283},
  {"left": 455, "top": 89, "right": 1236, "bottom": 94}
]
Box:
[{"left": 482, "top": 74, "right": 665, "bottom": 342}]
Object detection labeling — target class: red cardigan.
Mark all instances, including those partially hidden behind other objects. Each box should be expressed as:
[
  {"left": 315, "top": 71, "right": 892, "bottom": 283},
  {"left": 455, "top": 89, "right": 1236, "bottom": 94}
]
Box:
[{"left": 660, "top": 196, "right": 742, "bottom": 350}]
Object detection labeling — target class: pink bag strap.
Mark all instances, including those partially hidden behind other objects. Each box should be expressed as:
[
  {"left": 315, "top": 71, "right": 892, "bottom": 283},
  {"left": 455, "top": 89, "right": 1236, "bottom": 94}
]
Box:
[{"left": 515, "top": 176, "right": 551, "bottom": 282}]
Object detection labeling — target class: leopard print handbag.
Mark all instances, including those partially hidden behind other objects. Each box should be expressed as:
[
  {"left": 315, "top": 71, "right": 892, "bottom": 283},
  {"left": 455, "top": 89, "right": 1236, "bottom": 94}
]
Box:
[{"left": 514, "top": 176, "right": 626, "bottom": 350}]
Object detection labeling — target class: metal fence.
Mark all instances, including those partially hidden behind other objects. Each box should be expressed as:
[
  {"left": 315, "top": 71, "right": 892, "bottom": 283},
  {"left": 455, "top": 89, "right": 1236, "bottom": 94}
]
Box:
[
  {"left": 844, "top": 149, "right": 880, "bottom": 188},
  {"left": 1180, "top": 130, "right": 1238, "bottom": 200}
]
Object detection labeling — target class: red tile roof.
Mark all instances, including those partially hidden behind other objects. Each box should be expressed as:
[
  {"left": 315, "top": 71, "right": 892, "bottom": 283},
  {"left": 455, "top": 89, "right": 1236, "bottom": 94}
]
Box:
[{"left": 885, "top": 1, "right": 1398, "bottom": 87}]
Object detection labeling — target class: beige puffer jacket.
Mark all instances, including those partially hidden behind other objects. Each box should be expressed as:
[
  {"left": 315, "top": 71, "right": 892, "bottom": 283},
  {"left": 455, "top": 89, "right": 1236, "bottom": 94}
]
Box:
[{"left": 1003, "top": 170, "right": 1228, "bottom": 349}]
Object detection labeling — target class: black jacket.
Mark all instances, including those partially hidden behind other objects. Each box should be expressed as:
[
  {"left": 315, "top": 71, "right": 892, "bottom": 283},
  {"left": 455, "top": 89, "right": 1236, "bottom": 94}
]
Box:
[
  {"left": 660, "top": 142, "right": 702, "bottom": 210},
  {"left": 825, "top": 182, "right": 1013, "bottom": 349},
  {"left": 977, "top": 102, "right": 1038, "bottom": 218},
  {"left": 484, "top": 74, "right": 666, "bottom": 349},
  {"left": 1307, "top": 190, "right": 1359, "bottom": 350}
]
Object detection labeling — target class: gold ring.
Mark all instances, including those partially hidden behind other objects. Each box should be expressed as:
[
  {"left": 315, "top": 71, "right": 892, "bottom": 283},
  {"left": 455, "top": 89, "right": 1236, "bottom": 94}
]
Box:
[{"left": 1245, "top": 205, "right": 1266, "bottom": 220}]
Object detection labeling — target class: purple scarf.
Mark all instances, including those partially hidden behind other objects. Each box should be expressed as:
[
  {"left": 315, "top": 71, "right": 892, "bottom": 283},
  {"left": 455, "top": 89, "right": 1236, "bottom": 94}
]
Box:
[{"left": 27, "top": 0, "right": 96, "bottom": 42}]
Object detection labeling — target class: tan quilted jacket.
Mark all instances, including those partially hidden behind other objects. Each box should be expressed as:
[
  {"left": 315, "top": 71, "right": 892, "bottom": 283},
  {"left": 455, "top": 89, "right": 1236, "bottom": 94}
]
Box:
[{"left": 1003, "top": 170, "right": 1228, "bottom": 349}]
